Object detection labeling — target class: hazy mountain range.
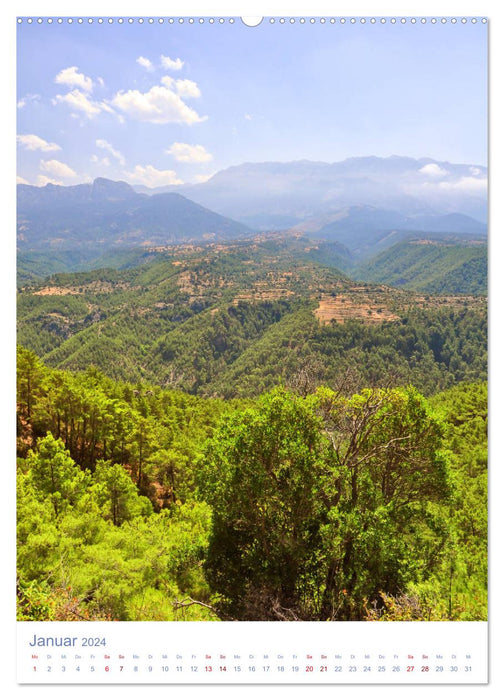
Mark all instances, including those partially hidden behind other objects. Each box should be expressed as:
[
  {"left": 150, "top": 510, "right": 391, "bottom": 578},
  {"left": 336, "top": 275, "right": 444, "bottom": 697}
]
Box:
[
  {"left": 17, "top": 177, "right": 251, "bottom": 250},
  {"left": 135, "top": 155, "right": 488, "bottom": 228},
  {"left": 17, "top": 156, "right": 487, "bottom": 256}
]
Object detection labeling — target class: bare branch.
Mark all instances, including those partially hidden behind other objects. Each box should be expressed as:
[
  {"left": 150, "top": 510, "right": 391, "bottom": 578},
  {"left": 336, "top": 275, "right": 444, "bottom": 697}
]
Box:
[
  {"left": 172, "top": 597, "right": 236, "bottom": 621},
  {"left": 271, "top": 598, "right": 302, "bottom": 621},
  {"left": 348, "top": 433, "right": 413, "bottom": 469}
]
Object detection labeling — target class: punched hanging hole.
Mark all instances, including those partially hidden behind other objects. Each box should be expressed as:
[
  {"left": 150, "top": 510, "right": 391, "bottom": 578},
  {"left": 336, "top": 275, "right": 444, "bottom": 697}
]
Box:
[{"left": 241, "top": 17, "right": 263, "bottom": 27}]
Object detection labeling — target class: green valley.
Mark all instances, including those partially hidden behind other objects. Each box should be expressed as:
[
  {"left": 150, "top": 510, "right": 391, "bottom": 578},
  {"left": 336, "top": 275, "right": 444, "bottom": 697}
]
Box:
[{"left": 17, "top": 235, "right": 486, "bottom": 396}]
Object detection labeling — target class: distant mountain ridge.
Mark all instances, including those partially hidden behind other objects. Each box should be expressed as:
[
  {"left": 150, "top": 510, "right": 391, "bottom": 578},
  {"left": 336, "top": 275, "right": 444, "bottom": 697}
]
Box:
[
  {"left": 18, "top": 177, "right": 138, "bottom": 209},
  {"left": 134, "top": 156, "right": 488, "bottom": 228},
  {"left": 17, "top": 178, "right": 251, "bottom": 251},
  {"left": 290, "top": 205, "right": 485, "bottom": 256},
  {"left": 18, "top": 155, "right": 487, "bottom": 255}
]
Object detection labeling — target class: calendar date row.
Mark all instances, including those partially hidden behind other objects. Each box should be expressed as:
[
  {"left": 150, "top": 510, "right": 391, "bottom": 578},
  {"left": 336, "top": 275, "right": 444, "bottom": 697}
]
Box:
[{"left": 33, "top": 663, "right": 473, "bottom": 674}]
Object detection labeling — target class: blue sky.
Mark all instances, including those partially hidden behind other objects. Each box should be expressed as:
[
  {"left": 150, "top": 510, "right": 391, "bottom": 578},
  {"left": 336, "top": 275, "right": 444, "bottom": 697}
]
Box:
[{"left": 16, "top": 17, "right": 488, "bottom": 188}]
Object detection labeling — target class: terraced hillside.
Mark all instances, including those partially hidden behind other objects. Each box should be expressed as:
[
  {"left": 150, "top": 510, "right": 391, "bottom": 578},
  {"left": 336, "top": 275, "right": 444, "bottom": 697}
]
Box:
[{"left": 18, "top": 234, "right": 487, "bottom": 397}]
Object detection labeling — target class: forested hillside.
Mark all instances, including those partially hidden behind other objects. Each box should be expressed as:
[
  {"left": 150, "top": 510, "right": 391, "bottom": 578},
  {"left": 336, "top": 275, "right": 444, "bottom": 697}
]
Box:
[
  {"left": 16, "top": 235, "right": 487, "bottom": 622},
  {"left": 17, "top": 236, "right": 486, "bottom": 395},
  {"left": 17, "top": 349, "right": 486, "bottom": 621},
  {"left": 354, "top": 239, "right": 487, "bottom": 295},
  {"left": 17, "top": 247, "right": 161, "bottom": 287}
]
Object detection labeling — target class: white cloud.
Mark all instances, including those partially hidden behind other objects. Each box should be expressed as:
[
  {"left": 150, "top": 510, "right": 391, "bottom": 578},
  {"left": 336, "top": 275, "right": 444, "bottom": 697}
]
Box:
[
  {"left": 36, "top": 174, "right": 64, "bottom": 187},
  {"left": 17, "top": 134, "right": 61, "bottom": 152},
  {"left": 439, "top": 176, "right": 487, "bottom": 193},
  {"left": 52, "top": 68, "right": 113, "bottom": 119},
  {"left": 96, "top": 139, "right": 125, "bottom": 165},
  {"left": 137, "top": 56, "right": 154, "bottom": 71},
  {"left": 470, "top": 166, "right": 482, "bottom": 176},
  {"left": 53, "top": 89, "right": 103, "bottom": 117},
  {"left": 53, "top": 89, "right": 115, "bottom": 119},
  {"left": 419, "top": 163, "right": 448, "bottom": 178},
  {"left": 174, "top": 79, "right": 201, "bottom": 99},
  {"left": 91, "top": 154, "right": 111, "bottom": 167},
  {"left": 244, "top": 113, "right": 254, "bottom": 120},
  {"left": 166, "top": 142, "right": 213, "bottom": 163},
  {"left": 160, "top": 55, "right": 184, "bottom": 71},
  {"left": 55, "top": 66, "right": 93, "bottom": 93},
  {"left": 124, "top": 164, "right": 183, "bottom": 188},
  {"left": 111, "top": 85, "right": 206, "bottom": 124},
  {"left": 40, "top": 159, "right": 78, "bottom": 180},
  {"left": 161, "top": 76, "right": 201, "bottom": 98},
  {"left": 193, "top": 172, "right": 217, "bottom": 183},
  {"left": 17, "top": 175, "right": 30, "bottom": 185},
  {"left": 161, "top": 76, "right": 175, "bottom": 88},
  {"left": 17, "top": 93, "right": 41, "bottom": 109},
  {"left": 96, "top": 101, "right": 115, "bottom": 114}
]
